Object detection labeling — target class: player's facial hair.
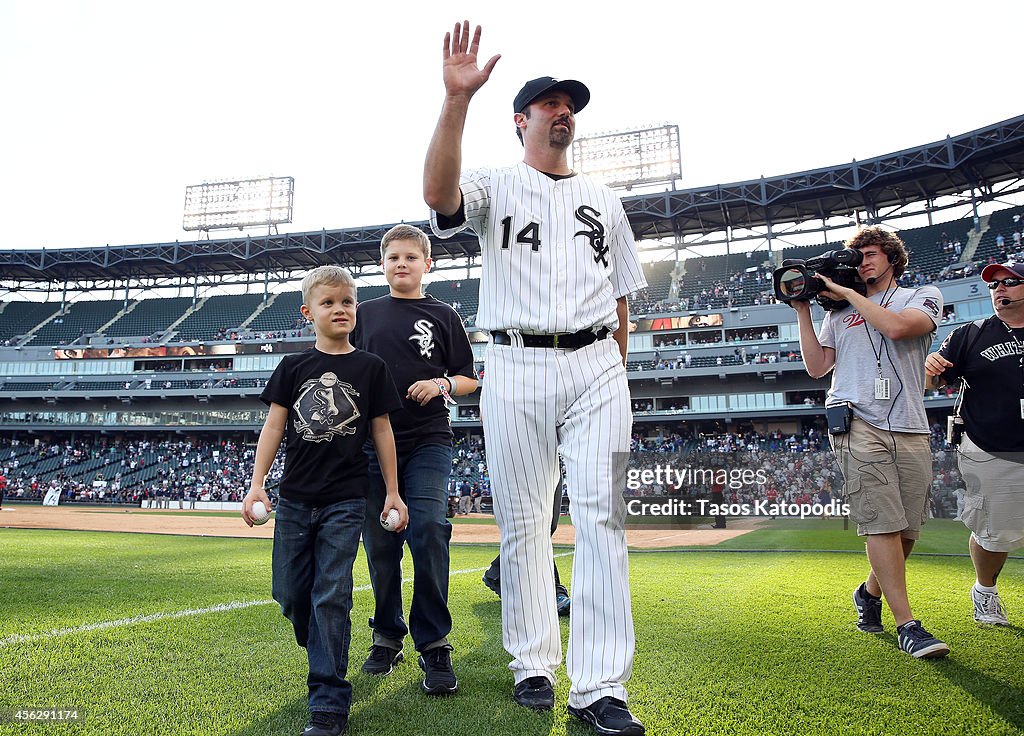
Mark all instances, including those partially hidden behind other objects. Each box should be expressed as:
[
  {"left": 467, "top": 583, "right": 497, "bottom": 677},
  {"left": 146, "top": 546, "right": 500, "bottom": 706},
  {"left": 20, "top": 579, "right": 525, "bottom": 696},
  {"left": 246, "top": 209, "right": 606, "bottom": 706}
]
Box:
[{"left": 548, "top": 118, "right": 572, "bottom": 149}]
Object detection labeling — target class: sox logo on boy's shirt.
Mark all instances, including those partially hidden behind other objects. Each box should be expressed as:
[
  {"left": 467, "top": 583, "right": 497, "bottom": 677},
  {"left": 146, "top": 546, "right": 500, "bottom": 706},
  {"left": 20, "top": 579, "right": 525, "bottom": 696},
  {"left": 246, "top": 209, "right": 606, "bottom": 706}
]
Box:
[
  {"left": 409, "top": 319, "right": 437, "bottom": 358},
  {"left": 431, "top": 162, "right": 646, "bottom": 708}
]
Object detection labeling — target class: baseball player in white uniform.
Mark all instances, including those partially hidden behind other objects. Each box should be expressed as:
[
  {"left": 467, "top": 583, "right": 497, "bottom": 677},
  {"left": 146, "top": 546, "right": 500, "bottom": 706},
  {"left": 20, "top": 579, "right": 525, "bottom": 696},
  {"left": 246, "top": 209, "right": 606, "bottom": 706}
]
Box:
[{"left": 424, "top": 21, "right": 647, "bottom": 736}]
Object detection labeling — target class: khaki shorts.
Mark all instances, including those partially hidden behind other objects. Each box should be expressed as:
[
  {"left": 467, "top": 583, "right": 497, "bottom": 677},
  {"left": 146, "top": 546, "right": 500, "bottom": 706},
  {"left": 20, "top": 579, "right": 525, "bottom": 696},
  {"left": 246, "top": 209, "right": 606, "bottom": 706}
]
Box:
[
  {"left": 957, "top": 434, "right": 1024, "bottom": 553},
  {"left": 830, "top": 418, "right": 931, "bottom": 539}
]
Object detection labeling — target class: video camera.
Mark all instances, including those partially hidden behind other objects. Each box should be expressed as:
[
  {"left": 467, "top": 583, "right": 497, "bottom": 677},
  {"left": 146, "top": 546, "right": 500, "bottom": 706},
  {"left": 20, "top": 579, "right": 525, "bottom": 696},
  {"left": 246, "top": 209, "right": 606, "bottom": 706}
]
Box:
[{"left": 772, "top": 249, "right": 867, "bottom": 311}]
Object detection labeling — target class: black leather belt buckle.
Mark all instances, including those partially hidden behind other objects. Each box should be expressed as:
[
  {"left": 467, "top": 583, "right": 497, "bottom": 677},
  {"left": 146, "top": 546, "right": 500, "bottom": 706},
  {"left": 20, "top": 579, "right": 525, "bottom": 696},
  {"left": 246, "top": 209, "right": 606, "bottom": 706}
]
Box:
[{"left": 492, "top": 327, "right": 609, "bottom": 349}]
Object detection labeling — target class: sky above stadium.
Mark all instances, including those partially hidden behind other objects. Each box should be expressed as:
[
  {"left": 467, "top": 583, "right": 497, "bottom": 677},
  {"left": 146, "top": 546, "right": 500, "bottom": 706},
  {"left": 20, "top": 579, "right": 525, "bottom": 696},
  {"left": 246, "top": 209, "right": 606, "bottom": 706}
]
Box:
[{"left": 1, "top": 0, "right": 1021, "bottom": 252}]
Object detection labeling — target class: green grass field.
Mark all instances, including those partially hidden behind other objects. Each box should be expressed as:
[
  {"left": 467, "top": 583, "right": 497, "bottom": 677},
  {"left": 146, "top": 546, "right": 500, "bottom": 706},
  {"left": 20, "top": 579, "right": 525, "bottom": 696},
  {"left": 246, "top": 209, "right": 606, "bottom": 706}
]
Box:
[{"left": 0, "top": 521, "right": 1021, "bottom": 736}]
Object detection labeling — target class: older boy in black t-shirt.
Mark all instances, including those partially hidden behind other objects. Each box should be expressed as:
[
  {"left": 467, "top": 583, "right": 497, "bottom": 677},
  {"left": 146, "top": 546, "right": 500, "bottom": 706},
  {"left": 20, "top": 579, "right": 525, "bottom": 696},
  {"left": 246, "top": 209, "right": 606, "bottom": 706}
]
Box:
[
  {"left": 243, "top": 265, "right": 408, "bottom": 736},
  {"left": 351, "top": 224, "right": 477, "bottom": 694}
]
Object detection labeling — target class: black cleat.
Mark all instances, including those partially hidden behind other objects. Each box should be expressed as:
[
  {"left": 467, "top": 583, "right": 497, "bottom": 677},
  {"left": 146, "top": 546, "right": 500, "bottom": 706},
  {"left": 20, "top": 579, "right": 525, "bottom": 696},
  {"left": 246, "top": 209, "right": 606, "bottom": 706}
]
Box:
[
  {"left": 556, "top": 586, "right": 571, "bottom": 617},
  {"left": 513, "top": 676, "right": 555, "bottom": 711},
  {"left": 567, "top": 697, "right": 645, "bottom": 736},
  {"left": 482, "top": 572, "right": 501, "bottom": 598}
]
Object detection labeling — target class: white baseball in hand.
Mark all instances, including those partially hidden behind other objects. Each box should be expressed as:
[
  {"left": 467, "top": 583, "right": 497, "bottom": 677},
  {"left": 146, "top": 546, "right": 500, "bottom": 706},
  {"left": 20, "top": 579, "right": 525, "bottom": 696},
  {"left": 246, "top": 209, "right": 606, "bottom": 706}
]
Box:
[
  {"left": 380, "top": 508, "right": 401, "bottom": 532},
  {"left": 251, "top": 500, "right": 271, "bottom": 526}
]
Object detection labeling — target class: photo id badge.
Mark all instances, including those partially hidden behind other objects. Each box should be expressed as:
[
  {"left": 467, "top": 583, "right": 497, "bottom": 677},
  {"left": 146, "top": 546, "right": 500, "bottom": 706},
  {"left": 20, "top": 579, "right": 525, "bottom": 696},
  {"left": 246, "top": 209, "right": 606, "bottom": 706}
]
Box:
[{"left": 874, "top": 378, "right": 891, "bottom": 400}]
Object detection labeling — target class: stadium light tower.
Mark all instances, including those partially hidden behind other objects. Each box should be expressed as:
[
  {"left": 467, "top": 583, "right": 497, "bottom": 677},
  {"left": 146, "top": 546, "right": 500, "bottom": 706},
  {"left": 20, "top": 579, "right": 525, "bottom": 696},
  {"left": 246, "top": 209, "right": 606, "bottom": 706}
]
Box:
[
  {"left": 572, "top": 125, "right": 682, "bottom": 191},
  {"left": 183, "top": 176, "right": 295, "bottom": 237}
]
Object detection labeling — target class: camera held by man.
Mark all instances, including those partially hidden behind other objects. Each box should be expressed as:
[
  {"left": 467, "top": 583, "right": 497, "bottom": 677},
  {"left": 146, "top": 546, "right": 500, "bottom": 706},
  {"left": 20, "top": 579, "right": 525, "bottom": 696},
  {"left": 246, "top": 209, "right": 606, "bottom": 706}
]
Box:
[{"left": 773, "top": 249, "right": 867, "bottom": 310}]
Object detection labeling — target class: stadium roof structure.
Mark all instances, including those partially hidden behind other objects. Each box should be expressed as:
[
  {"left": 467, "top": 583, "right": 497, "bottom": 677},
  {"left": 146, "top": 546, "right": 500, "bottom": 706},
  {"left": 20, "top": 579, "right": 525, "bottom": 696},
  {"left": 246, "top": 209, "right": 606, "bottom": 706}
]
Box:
[{"left": 2, "top": 114, "right": 1024, "bottom": 286}]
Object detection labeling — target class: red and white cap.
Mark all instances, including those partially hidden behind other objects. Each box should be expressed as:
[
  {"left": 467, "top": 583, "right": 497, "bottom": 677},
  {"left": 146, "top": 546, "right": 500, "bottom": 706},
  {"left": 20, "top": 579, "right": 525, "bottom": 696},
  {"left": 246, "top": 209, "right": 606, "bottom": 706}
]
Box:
[{"left": 981, "top": 261, "right": 1024, "bottom": 282}]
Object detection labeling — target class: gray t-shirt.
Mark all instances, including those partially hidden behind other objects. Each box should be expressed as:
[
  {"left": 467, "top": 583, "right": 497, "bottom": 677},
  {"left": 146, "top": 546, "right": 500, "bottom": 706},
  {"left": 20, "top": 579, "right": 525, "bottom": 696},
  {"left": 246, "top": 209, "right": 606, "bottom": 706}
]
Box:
[{"left": 818, "top": 285, "right": 942, "bottom": 433}]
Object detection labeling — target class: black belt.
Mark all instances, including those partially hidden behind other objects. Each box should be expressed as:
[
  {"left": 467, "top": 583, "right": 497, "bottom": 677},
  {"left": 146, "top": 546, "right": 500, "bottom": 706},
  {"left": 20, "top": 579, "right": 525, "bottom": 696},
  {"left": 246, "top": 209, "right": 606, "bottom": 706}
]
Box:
[{"left": 490, "top": 327, "right": 610, "bottom": 349}]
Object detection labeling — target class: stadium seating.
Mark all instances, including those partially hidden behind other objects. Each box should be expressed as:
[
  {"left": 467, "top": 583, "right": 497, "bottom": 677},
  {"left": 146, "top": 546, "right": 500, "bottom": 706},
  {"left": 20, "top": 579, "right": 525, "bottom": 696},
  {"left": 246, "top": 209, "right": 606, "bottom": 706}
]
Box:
[
  {"left": 897, "top": 219, "right": 972, "bottom": 276},
  {"left": 641, "top": 261, "right": 676, "bottom": 301},
  {"left": 27, "top": 299, "right": 123, "bottom": 346},
  {"left": 424, "top": 279, "right": 478, "bottom": 319},
  {"left": 245, "top": 291, "right": 305, "bottom": 333},
  {"left": 104, "top": 297, "right": 194, "bottom": 338},
  {"left": 172, "top": 294, "right": 265, "bottom": 340},
  {"left": 973, "top": 204, "right": 1024, "bottom": 264},
  {"left": 779, "top": 242, "right": 844, "bottom": 263},
  {"left": 0, "top": 381, "right": 58, "bottom": 392},
  {"left": 674, "top": 252, "right": 774, "bottom": 308},
  {"left": 0, "top": 302, "right": 62, "bottom": 344}
]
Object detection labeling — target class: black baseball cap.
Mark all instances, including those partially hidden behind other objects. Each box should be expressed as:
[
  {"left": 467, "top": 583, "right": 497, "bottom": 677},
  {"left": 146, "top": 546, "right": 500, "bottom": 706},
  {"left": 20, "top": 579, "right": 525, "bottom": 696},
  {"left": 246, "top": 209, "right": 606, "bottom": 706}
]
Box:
[{"left": 513, "top": 77, "right": 590, "bottom": 114}]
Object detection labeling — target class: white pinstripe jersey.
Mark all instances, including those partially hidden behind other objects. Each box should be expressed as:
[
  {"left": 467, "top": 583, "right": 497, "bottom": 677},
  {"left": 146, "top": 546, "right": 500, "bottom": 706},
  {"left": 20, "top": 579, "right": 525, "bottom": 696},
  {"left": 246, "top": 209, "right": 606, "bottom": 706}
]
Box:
[{"left": 430, "top": 162, "right": 647, "bottom": 334}]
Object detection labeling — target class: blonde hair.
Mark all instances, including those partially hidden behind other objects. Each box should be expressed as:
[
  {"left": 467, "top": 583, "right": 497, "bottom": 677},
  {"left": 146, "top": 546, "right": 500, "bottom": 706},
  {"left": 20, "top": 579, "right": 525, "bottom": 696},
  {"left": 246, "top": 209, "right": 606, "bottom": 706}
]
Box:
[
  {"left": 301, "top": 265, "right": 356, "bottom": 306},
  {"left": 380, "top": 224, "right": 431, "bottom": 261},
  {"left": 843, "top": 226, "right": 908, "bottom": 279}
]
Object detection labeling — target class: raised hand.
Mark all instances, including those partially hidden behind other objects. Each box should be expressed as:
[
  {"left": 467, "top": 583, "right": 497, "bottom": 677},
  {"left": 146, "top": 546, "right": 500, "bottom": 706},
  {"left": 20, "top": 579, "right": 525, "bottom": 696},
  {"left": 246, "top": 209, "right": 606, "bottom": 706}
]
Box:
[{"left": 442, "top": 20, "right": 501, "bottom": 100}]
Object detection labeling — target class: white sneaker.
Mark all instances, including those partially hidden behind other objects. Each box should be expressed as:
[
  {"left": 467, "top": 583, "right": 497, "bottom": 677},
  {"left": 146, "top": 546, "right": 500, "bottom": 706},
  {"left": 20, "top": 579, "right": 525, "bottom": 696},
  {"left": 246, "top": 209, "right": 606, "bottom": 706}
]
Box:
[{"left": 972, "top": 586, "right": 1010, "bottom": 625}]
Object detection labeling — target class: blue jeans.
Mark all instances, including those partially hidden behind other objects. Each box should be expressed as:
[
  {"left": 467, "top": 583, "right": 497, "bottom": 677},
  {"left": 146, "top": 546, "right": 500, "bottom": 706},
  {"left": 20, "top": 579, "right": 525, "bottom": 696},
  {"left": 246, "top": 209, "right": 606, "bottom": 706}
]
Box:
[
  {"left": 272, "top": 496, "right": 365, "bottom": 716},
  {"left": 363, "top": 444, "right": 454, "bottom": 651}
]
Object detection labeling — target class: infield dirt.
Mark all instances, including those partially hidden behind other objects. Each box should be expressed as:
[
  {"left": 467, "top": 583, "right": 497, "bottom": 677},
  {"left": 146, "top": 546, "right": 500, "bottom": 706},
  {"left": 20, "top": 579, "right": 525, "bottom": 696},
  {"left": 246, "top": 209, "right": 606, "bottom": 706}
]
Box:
[{"left": 1, "top": 505, "right": 762, "bottom": 549}]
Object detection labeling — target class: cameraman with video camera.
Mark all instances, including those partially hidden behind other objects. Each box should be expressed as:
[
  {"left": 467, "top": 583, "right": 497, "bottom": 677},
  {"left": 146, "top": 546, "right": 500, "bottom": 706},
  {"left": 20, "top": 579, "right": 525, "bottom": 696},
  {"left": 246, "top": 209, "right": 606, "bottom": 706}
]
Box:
[
  {"left": 924, "top": 262, "right": 1024, "bottom": 626},
  {"left": 789, "top": 226, "right": 949, "bottom": 659}
]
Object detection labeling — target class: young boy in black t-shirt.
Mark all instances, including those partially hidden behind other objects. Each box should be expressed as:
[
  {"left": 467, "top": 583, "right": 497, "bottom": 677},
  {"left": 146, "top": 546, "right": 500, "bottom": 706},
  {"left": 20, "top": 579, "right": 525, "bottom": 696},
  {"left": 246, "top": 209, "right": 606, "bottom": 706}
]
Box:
[
  {"left": 351, "top": 224, "right": 477, "bottom": 694},
  {"left": 243, "top": 265, "right": 408, "bottom": 736}
]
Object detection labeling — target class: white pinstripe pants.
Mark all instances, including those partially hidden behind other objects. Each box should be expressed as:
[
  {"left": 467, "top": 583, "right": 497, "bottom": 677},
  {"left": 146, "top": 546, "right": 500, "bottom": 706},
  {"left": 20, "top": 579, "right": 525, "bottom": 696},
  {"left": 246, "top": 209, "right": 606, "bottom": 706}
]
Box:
[{"left": 482, "top": 337, "right": 635, "bottom": 708}]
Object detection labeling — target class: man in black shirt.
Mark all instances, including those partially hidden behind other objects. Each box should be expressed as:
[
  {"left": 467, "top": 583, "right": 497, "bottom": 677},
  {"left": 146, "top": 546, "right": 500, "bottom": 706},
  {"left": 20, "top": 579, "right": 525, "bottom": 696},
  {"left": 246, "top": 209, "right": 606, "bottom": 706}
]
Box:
[{"left": 926, "top": 261, "right": 1024, "bottom": 626}]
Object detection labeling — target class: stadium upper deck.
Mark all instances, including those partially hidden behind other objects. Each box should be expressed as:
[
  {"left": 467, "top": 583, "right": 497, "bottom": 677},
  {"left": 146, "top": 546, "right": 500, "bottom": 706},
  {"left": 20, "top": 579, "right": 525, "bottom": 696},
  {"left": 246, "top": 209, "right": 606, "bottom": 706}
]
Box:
[
  {"left": 0, "top": 115, "right": 1022, "bottom": 439},
  {"left": 1, "top": 114, "right": 1022, "bottom": 285}
]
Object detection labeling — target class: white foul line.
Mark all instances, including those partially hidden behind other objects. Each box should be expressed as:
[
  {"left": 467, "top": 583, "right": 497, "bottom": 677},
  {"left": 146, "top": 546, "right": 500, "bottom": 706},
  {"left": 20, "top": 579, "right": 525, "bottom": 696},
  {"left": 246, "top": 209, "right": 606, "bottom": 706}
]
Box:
[{"left": 0, "top": 553, "right": 574, "bottom": 648}]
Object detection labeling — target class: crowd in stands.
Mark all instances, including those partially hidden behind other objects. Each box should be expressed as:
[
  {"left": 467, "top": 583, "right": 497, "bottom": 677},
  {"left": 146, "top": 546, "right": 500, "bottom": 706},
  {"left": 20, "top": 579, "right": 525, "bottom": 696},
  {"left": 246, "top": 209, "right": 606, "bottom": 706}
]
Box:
[
  {"left": 0, "top": 416, "right": 973, "bottom": 517},
  {"left": 0, "top": 437, "right": 281, "bottom": 506},
  {"left": 630, "top": 264, "right": 780, "bottom": 316},
  {"left": 168, "top": 327, "right": 308, "bottom": 344},
  {"left": 234, "top": 328, "right": 309, "bottom": 341},
  {"left": 626, "top": 425, "right": 963, "bottom": 519},
  {"left": 0, "top": 391, "right": 974, "bottom": 517},
  {"left": 786, "top": 392, "right": 825, "bottom": 407},
  {"left": 623, "top": 428, "right": 840, "bottom": 517},
  {"left": 447, "top": 435, "right": 491, "bottom": 514},
  {"left": 899, "top": 223, "right": 1024, "bottom": 288}
]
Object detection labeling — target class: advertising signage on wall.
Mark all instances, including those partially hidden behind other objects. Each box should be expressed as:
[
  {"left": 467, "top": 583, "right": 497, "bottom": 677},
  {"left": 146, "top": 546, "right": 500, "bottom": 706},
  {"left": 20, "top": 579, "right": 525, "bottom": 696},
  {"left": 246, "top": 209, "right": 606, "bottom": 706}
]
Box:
[
  {"left": 54, "top": 341, "right": 315, "bottom": 360},
  {"left": 634, "top": 314, "right": 723, "bottom": 332}
]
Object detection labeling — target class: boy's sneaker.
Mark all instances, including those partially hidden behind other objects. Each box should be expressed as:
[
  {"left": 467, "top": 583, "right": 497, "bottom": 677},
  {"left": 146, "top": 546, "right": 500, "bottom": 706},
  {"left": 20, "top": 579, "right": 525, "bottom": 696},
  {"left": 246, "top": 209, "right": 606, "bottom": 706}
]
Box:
[
  {"left": 556, "top": 586, "right": 571, "bottom": 617},
  {"left": 896, "top": 620, "right": 950, "bottom": 659},
  {"left": 972, "top": 586, "right": 1010, "bottom": 625},
  {"left": 852, "top": 583, "right": 884, "bottom": 633},
  {"left": 418, "top": 644, "right": 458, "bottom": 695},
  {"left": 361, "top": 645, "right": 403, "bottom": 676},
  {"left": 302, "top": 711, "right": 347, "bottom": 736}
]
